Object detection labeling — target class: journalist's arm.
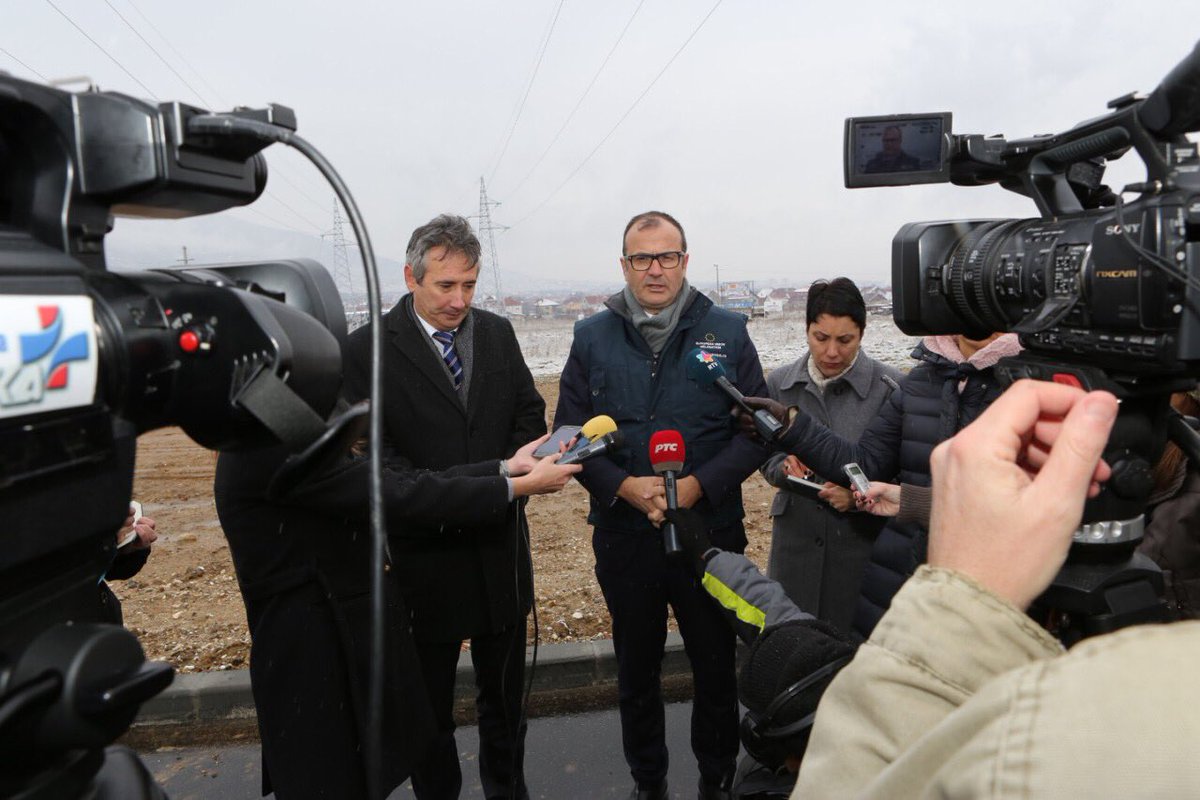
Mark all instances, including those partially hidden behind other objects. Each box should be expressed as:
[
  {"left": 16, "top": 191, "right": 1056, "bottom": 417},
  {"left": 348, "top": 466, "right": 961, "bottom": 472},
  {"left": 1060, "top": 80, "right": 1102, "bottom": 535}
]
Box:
[{"left": 793, "top": 381, "right": 1120, "bottom": 799}]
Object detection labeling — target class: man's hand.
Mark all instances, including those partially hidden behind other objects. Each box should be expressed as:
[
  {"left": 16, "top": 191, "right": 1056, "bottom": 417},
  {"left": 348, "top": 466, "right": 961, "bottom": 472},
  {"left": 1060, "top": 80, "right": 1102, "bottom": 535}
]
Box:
[
  {"left": 618, "top": 475, "right": 666, "bottom": 525},
  {"left": 928, "top": 380, "right": 1117, "bottom": 610},
  {"left": 507, "top": 433, "right": 551, "bottom": 476},
  {"left": 855, "top": 481, "right": 901, "bottom": 516},
  {"left": 735, "top": 397, "right": 788, "bottom": 440},
  {"left": 511, "top": 453, "right": 582, "bottom": 496},
  {"left": 652, "top": 475, "right": 704, "bottom": 513},
  {"left": 818, "top": 483, "right": 854, "bottom": 512}
]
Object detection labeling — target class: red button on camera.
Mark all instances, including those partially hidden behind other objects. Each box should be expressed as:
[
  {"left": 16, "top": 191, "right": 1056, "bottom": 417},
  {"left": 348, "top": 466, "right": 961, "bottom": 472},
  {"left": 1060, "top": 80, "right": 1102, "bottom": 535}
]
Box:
[{"left": 179, "top": 330, "right": 200, "bottom": 353}]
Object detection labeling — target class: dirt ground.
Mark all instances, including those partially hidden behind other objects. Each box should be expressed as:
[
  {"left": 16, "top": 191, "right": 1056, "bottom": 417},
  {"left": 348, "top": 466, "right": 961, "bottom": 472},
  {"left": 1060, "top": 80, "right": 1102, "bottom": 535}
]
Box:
[{"left": 116, "top": 376, "right": 777, "bottom": 673}]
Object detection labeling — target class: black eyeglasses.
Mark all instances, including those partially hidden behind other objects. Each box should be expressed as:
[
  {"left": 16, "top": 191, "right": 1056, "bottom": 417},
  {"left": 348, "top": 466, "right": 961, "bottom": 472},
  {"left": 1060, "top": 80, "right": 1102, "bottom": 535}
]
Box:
[{"left": 624, "top": 251, "right": 685, "bottom": 271}]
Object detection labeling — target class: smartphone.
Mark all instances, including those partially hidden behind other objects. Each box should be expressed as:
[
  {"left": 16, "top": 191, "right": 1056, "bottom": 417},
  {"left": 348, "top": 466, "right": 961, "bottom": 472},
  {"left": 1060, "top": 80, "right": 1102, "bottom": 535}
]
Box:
[
  {"left": 533, "top": 425, "right": 582, "bottom": 457},
  {"left": 842, "top": 462, "right": 871, "bottom": 496},
  {"left": 785, "top": 473, "right": 827, "bottom": 498}
]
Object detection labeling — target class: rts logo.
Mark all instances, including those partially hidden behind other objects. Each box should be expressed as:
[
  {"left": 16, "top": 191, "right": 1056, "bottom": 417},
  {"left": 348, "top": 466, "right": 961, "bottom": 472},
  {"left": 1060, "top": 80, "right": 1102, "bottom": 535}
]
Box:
[
  {"left": 653, "top": 442, "right": 679, "bottom": 454},
  {"left": 0, "top": 297, "right": 98, "bottom": 419}
]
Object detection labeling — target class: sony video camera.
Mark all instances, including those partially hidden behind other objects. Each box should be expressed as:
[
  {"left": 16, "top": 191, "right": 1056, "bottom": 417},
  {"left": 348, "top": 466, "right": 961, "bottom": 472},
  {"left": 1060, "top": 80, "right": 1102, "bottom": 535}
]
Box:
[
  {"left": 843, "top": 40, "right": 1200, "bottom": 640},
  {"left": 0, "top": 76, "right": 348, "bottom": 795}
]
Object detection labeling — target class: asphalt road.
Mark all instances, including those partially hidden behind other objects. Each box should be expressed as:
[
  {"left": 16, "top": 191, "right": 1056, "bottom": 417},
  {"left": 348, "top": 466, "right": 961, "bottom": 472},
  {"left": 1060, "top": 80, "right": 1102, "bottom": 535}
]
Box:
[{"left": 141, "top": 702, "right": 726, "bottom": 799}]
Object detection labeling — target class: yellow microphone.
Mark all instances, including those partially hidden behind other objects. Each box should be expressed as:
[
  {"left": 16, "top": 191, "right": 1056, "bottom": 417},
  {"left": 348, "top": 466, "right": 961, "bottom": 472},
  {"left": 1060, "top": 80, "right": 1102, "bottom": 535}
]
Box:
[{"left": 579, "top": 415, "right": 617, "bottom": 442}]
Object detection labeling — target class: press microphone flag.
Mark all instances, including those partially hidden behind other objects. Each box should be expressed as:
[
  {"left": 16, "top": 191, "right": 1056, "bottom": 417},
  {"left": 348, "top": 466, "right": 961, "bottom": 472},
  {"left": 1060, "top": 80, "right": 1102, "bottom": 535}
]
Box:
[
  {"left": 685, "top": 348, "right": 784, "bottom": 441},
  {"left": 649, "top": 429, "right": 686, "bottom": 559}
]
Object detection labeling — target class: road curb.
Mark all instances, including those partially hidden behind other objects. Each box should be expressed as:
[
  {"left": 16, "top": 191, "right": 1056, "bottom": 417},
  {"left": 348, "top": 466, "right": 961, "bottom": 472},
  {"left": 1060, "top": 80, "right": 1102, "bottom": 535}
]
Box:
[{"left": 126, "top": 633, "right": 694, "bottom": 748}]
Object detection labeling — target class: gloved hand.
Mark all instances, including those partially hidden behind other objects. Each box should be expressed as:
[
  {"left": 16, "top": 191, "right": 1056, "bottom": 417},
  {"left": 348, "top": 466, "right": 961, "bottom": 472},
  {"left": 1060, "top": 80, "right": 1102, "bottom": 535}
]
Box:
[
  {"left": 665, "top": 507, "right": 719, "bottom": 575},
  {"left": 735, "top": 396, "right": 789, "bottom": 441}
]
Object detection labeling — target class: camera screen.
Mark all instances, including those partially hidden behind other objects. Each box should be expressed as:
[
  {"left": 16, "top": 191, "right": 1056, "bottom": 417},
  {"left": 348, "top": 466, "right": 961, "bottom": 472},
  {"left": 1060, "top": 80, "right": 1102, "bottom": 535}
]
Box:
[{"left": 844, "top": 113, "right": 951, "bottom": 188}]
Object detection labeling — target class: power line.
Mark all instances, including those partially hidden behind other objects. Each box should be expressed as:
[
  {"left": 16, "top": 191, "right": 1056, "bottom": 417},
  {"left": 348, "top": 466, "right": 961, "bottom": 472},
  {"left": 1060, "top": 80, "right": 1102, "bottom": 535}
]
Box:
[
  {"left": 44, "top": 0, "right": 159, "bottom": 99},
  {"left": 487, "top": 0, "right": 565, "bottom": 185},
  {"left": 122, "top": 0, "right": 228, "bottom": 107},
  {"left": 508, "top": 0, "right": 724, "bottom": 229},
  {"left": 0, "top": 46, "right": 49, "bottom": 82},
  {"left": 503, "top": 0, "right": 646, "bottom": 201},
  {"left": 103, "top": 0, "right": 210, "bottom": 107},
  {"left": 262, "top": 193, "right": 325, "bottom": 234}
]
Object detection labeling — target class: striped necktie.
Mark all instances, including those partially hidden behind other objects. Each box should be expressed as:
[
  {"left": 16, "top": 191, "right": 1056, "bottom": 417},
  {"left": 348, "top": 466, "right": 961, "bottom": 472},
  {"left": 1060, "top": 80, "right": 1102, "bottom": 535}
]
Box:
[{"left": 431, "top": 329, "right": 463, "bottom": 389}]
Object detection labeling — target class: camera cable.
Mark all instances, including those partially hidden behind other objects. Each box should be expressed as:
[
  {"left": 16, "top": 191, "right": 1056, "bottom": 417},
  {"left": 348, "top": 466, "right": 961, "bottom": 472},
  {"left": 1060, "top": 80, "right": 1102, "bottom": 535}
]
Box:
[{"left": 186, "top": 112, "right": 389, "bottom": 800}]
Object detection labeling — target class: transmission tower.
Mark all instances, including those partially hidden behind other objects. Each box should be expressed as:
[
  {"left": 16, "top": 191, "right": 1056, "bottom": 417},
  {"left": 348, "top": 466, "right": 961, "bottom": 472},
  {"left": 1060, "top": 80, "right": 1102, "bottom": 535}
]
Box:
[
  {"left": 474, "top": 177, "right": 507, "bottom": 317},
  {"left": 323, "top": 199, "right": 355, "bottom": 295}
]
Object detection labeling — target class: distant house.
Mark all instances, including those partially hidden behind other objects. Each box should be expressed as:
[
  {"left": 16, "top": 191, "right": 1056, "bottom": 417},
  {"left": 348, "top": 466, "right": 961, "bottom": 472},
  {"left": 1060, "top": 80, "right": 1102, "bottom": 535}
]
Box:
[
  {"left": 763, "top": 288, "right": 792, "bottom": 316},
  {"left": 535, "top": 298, "right": 562, "bottom": 318},
  {"left": 504, "top": 296, "right": 524, "bottom": 317}
]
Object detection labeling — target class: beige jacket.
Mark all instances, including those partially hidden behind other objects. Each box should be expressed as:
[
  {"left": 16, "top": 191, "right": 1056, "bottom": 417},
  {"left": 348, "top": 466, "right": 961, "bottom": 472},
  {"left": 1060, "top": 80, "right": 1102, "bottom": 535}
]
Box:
[{"left": 793, "top": 566, "right": 1200, "bottom": 798}]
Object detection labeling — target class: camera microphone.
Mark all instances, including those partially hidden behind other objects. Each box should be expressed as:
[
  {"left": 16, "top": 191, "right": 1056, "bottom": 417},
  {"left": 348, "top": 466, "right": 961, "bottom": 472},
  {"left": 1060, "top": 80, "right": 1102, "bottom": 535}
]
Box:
[
  {"left": 649, "top": 430, "right": 686, "bottom": 560},
  {"left": 685, "top": 348, "right": 784, "bottom": 441},
  {"left": 557, "top": 429, "right": 624, "bottom": 466}
]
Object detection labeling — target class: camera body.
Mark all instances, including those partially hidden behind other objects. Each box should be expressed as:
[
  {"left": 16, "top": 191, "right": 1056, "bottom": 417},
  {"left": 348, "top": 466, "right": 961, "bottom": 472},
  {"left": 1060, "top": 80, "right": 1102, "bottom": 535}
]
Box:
[
  {"left": 844, "top": 40, "right": 1200, "bottom": 638},
  {"left": 0, "top": 75, "right": 346, "bottom": 794}
]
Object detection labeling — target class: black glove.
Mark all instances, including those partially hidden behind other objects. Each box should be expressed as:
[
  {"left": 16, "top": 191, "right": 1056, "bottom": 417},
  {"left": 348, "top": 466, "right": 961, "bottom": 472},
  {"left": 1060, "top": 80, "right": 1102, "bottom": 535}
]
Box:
[
  {"left": 735, "top": 396, "right": 789, "bottom": 441},
  {"left": 664, "top": 508, "right": 718, "bottom": 575}
]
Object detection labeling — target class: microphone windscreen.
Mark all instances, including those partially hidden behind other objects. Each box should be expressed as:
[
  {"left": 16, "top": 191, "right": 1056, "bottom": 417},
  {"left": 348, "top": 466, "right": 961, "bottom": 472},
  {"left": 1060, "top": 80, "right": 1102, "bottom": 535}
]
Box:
[
  {"left": 685, "top": 347, "right": 726, "bottom": 386},
  {"left": 580, "top": 414, "right": 617, "bottom": 441},
  {"left": 649, "top": 429, "right": 685, "bottom": 474}
]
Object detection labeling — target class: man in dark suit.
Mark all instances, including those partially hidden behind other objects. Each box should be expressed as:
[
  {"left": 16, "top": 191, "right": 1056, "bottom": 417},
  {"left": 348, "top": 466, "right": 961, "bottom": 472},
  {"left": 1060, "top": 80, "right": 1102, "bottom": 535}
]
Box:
[{"left": 344, "top": 214, "right": 546, "bottom": 800}]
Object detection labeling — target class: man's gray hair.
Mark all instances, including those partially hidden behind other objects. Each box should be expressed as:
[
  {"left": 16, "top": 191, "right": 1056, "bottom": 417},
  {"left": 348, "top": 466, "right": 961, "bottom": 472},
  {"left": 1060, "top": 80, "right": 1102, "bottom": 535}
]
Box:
[{"left": 406, "top": 214, "right": 482, "bottom": 282}]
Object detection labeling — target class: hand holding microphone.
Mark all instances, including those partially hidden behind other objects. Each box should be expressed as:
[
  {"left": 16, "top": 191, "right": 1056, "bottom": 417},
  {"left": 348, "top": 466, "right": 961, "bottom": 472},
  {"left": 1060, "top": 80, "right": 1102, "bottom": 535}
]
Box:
[
  {"left": 685, "top": 348, "right": 785, "bottom": 442},
  {"left": 649, "top": 430, "right": 687, "bottom": 560}
]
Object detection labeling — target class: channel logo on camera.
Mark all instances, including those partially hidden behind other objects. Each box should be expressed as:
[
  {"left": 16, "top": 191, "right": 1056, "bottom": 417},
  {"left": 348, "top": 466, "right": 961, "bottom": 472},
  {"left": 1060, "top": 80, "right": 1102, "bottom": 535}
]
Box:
[{"left": 0, "top": 296, "right": 98, "bottom": 419}]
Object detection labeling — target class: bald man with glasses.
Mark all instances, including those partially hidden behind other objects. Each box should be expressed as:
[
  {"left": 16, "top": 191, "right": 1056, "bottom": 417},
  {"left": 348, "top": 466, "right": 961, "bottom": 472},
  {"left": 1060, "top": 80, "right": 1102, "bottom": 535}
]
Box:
[{"left": 555, "top": 211, "right": 771, "bottom": 800}]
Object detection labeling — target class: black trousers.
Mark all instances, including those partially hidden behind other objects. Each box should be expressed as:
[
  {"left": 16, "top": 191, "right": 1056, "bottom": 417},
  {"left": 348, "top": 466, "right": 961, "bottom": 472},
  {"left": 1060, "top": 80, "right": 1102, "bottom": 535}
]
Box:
[
  {"left": 593, "top": 523, "right": 745, "bottom": 787},
  {"left": 409, "top": 622, "right": 529, "bottom": 800}
]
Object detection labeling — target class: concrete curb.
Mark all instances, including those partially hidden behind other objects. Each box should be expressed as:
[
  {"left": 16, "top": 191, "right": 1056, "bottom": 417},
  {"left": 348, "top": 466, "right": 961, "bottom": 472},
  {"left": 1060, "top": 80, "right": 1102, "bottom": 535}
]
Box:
[{"left": 126, "top": 633, "right": 694, "bottom": 747}]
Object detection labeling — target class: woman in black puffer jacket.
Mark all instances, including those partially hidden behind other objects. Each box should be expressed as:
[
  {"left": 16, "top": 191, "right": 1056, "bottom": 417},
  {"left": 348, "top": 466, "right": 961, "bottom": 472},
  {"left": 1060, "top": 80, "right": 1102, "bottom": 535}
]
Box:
[{"left": 752, "top": 332, "right": 1020, "bottom": 637}]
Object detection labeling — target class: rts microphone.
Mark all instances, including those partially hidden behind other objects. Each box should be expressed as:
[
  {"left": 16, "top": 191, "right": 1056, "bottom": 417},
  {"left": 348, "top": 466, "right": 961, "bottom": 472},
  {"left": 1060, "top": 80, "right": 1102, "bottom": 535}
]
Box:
[
  {"left": 649, "top": 430, "right": 686, "bottom": 560},
  {"left": 685, "top": 347, "right": 784, "bottom": 441},
  {"left": 558, "top": 429, "right": 624, "bottom": 466},
  {"left": 568, "top": 414, "right": 618, "bottom": 455}
]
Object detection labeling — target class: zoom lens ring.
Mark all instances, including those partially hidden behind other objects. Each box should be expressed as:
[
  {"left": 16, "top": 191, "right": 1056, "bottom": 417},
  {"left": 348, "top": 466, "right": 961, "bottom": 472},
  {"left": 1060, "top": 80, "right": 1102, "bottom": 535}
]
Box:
[
  {"left": 967, "top": 220, "right": 1022, "bottom": 332},
  {"left": 946, "top": 223, "right": 1002, "bottom": 334}
]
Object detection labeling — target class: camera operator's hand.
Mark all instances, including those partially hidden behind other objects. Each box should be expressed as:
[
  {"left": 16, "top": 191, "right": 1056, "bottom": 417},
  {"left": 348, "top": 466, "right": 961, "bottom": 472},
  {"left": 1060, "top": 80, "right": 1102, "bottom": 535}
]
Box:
[
  {"left": 511, "top": 452, "right": 581, "bottom": 496},
  {"left": 735, "top": 397, "right": 788, "bottom": 440},
  {"left": 855, "top": 481, "right": 901, "bottom": 516},
  {"left": 928, "top": 380, "right": 1116, "bottom": 610},
  {"left": 664, "top": 508, "right": 719, "bottom": 575},
  {"left": 507, "top": 433, "right": 552, "bottom": 476}
]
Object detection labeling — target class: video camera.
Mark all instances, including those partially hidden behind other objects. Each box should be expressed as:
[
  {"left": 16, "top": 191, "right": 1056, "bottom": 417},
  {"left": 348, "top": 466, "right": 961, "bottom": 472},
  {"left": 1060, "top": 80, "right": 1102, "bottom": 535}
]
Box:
[
  {"left": 844, "top": 40, "right": 1200, "bottom": 641},
  {"left": 0, "top": 75, "right": 350, "bottom": 795}
]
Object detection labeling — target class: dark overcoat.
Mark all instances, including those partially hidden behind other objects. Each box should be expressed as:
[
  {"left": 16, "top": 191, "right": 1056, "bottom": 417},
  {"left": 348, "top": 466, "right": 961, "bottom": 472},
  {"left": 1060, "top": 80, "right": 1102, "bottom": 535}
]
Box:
[
  {"left": 214, "top": 443, "right": 513, "bottom": 799},
  {"left": 342, "top": 296, "right": 546, "bottom": 641}
]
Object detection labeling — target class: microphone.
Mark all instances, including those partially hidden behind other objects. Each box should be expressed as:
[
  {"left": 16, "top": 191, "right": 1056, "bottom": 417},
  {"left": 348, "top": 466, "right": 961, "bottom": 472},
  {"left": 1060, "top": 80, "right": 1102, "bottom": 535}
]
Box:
[
  {"left": 685, "top": 348, "right": 784, "bottom": 441},
  {"left": 649, "top": 430, "right": 686, "bottom": 560},
  {"left": 557, "top": 430, "right": 624, "bottom": 466},
  {"left": 567, "top": 414, "right": 618, "bottom": 455}
]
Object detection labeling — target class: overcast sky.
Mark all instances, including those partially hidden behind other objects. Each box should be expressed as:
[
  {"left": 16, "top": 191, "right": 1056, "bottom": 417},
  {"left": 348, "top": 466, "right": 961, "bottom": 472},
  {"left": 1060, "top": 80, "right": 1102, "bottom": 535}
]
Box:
[{"left": 4, "top": 1, "right": 1199, "bottom": 293}]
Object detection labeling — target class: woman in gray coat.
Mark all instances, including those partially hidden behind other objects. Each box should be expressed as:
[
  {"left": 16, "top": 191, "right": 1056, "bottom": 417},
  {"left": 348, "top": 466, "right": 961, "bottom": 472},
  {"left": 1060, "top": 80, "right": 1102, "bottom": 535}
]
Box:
[{"left": 760, "top": 278, "right": 903, "bottom": 634}]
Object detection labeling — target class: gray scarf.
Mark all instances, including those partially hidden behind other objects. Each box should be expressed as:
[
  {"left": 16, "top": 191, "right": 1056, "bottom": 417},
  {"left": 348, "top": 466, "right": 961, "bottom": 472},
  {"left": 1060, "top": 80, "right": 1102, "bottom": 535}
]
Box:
[{"left": 624, "top": 279, "right": 692, "bottom": 355}]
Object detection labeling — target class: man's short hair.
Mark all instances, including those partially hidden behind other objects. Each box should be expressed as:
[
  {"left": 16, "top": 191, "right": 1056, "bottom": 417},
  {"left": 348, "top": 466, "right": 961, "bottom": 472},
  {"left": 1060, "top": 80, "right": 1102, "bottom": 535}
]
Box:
[
  {"left": 406, "top": 214, "right": 482, "bottom": 282},
  {"left": 622, "top": 211, "right": 688, "bottom": 255},
  {"left": 806, "top": 277, "right": 867, "bottom": 332}
]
